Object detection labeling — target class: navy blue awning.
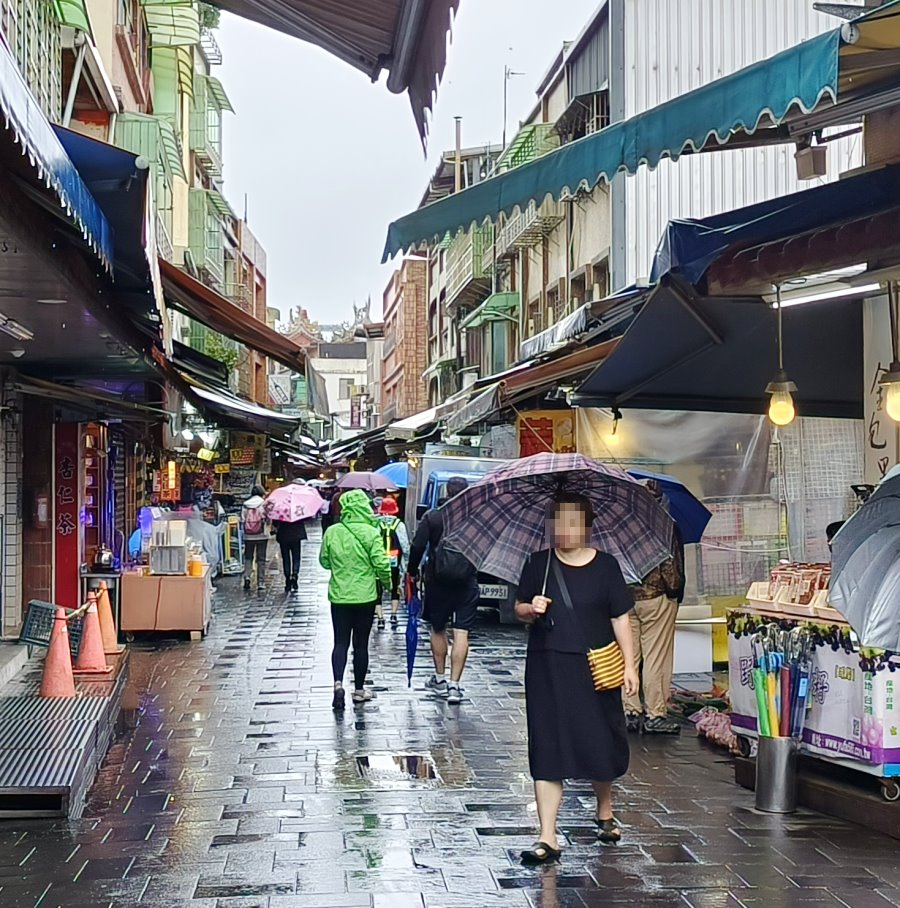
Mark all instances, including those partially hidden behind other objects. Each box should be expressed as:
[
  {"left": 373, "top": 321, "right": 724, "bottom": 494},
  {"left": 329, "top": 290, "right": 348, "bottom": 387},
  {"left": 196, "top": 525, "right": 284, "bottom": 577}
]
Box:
[
  {"left": 650, "top": 164, "right": 900, "bottom": 286},
  {"left": 572, "top": 279, "right": 863, "bottom": 419},
  {"left": 0, "top": 35, "right": 113, "bottom": 269}
]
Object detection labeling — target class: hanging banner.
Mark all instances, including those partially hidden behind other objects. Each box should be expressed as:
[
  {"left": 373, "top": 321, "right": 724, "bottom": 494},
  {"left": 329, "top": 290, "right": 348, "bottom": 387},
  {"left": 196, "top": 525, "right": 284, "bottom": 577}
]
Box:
[
  {"left": 54, "top": 423, "right": 80, "bottom": 609},
  {"left": 863, "top": 295, "right": 900, "bottom": 483},
  {"left": 350, "top": 394, "right": 364, "bottom": 430},
  {"left": 516, "top": 410, "right": 576, "bottom": 457}
]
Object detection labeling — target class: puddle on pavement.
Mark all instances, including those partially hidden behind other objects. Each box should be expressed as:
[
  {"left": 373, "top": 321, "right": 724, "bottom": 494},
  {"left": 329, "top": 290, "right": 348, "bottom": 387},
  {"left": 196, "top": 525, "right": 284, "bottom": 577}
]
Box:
[
  {"left": 318, "top": 749, "right": 475, "bottom": 791},
  {"left": 356, "top": 753, "right": 438, "bottom": 783}
]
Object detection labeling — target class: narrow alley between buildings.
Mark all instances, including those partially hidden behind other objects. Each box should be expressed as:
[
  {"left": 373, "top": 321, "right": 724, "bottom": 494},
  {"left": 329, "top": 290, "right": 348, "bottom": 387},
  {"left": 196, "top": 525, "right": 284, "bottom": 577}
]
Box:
[{"left": 2, "top": 529, "right": 898, "bottom": 908}]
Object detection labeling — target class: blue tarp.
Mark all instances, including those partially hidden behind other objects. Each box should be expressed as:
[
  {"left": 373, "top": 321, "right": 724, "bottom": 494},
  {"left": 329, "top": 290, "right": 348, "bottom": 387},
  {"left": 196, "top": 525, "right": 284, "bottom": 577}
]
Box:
[
  {"left": 0, "top": 35, "right": 113, "bottom": 269},
  {"left": 383, "top": 28, "right": 841, "bottom": 260}
]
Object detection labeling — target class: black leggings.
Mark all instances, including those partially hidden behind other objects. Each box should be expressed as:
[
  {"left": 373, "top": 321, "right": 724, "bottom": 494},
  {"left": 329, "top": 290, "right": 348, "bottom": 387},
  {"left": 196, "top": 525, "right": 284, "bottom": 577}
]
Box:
[
  {"left": 331, "top": 603, "right": 377, "bottom": 689},
  {"left": 279, "top": 540, "right": 302, "bottom": 579}
]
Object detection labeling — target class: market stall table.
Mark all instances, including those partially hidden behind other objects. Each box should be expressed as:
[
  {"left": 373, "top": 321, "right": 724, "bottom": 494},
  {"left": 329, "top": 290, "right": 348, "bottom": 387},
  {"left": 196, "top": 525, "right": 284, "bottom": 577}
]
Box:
[{"left": 120, "top": 566, "right": 212, "bottom": 640}]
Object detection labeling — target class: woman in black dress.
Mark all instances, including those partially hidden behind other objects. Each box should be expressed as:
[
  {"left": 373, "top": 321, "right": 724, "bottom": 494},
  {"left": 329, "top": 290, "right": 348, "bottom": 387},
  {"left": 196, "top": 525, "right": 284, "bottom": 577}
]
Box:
[{"left": 515, "top": 493, "right": 638, "bottom": 863}]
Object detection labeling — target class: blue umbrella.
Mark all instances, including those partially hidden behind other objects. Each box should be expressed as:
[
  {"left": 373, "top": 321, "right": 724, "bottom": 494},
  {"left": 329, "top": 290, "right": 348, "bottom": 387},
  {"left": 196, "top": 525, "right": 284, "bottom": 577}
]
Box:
[
  {"left": 405, "top": 577, "right": 422, "bottom": 687},
  {"left": 627, "top": 468, "right": 712, "bottom": 544},
  {"left": 376, "top": 461, "right": 409, "bottom": 489}
]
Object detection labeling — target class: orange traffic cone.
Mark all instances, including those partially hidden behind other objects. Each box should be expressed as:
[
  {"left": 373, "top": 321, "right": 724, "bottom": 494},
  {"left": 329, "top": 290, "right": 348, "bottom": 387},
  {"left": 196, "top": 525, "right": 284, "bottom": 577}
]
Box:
[
  {"left": 39, "top": 607, "right": 76, "bottom": 698},
  {"left": 74, "top": 594, "right": 113, "bottom": 676},
  {"left": 96, "top": 581, "right": 122, "bottom": 655}
]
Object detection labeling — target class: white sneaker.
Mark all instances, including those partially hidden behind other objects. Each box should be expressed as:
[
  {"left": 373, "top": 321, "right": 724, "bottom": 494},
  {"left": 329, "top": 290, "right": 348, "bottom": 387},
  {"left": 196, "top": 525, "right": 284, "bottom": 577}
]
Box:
[
  {"left": 447, "top": 682, "right": 463, "bottom": 705},
  {"left": 425, "top": 674, "right": 448, "bottom": 696}
]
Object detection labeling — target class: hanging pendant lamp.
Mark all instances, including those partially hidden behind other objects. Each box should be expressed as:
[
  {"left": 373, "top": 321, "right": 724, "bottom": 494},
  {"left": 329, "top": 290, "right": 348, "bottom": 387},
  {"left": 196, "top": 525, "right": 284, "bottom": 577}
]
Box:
[{"left": 766, "top": 285, "right": 797, "bottom": 427}]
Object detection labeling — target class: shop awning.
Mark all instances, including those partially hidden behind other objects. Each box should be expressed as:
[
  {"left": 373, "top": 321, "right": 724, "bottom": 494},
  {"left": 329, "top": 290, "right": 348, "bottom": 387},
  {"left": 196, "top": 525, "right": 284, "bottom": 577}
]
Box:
[
  {"left": 179, "top": 372, "right": 300, "bottom": 434},
  {"left": 572, "top": 279, "right": 863, "bottom": 419},
  {"left": 460, "top": 292, "right": 519, "bottom": 330},
  {"left": 54, "top": 0, "right": 92, "bottom": 34},
  {"left": 159, "top": 260, "right": 307, "bottom": 374},
  {"left": 383, "top": 0, "right": 900, "bottom": 259},
  {"left": 0, "top": 35, "right": 112, "bottom": 269},
  {"left": 15, "top": 376, "right": 171, "bottom": 419},
  {"left": 205, "top": 0, "right": 458, "bottom": 144},
  {"left": 520, "top": 302, "right": 589, "bottom": 359},
  {"left": 652, "top": 163, "right": 900, "bottom": 289},
  {"left": 204, "top": 76, "right": 234, "bottom": 112},
  {"left": 142, "top": 0, "right": 201, "bottom": 48},
  {"left": 445, "top": 385, "right": 501, "bottom": 435},
  {"left": 385, "top": 406, "right": 438, "bottom": 440}
]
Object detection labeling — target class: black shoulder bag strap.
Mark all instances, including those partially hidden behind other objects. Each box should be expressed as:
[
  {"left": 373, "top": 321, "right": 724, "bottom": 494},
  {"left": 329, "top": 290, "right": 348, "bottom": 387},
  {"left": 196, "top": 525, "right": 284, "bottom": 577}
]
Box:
[{"left": 550, "top": 554, "right": 595, "bottom": 652}]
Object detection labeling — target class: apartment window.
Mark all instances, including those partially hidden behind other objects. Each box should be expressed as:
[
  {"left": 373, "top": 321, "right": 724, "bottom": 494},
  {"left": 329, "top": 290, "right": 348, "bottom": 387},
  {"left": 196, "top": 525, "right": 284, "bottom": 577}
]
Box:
[
  {"left": 13, "top": 0, "right": 61, "bottom": 119},
  {"left": 584, "top": 91, "right": 610, "bottom": 136},
  {"left": 339, "top": 378, "right": 354, "bottom": 400},
  {"left": 546, "top": 287, "right": 559, "bottom": 328},
  {"left": 490, "top": 320, "right": 510, "bottom": 376},
  {"left": 591, "top": 260, "right": 610, "bottom": 300},
  {"left": 1, "top": 0, "right": 17, "bottom": 56}
]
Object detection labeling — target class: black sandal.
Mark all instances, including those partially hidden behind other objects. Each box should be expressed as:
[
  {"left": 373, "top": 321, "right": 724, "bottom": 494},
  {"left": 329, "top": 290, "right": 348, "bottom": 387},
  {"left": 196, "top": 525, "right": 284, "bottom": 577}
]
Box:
[
  {"left": 596, "top": 817, "right": 621, "bottom": 844},
  {"left": 520, "top": 841, "right": 561, "bottom": 864}
]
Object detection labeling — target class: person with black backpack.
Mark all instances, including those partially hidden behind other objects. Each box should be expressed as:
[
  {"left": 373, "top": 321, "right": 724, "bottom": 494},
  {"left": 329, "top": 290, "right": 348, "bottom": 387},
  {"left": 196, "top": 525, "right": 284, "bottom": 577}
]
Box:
[{"left": 407, "top": 476, "right": 478, "bottom": 704}]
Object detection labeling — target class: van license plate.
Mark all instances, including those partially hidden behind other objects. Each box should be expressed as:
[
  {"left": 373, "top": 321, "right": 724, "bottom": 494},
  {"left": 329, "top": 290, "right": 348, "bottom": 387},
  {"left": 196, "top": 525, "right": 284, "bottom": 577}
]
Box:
[{"left": 479, "top": 583, "right": 508, "bottom": 600}]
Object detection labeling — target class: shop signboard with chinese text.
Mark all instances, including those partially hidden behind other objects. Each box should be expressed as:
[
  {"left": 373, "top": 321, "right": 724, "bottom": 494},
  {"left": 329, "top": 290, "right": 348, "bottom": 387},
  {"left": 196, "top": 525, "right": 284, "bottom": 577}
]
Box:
[
  {"left": 863, "top": 296, "right": 900, "bottom": 483},
  {"left": 516, "top": 410, "right": 576, "bottom": 457},
  {"left": 54, "top": 423, "right": 80, "bottom": 608}
]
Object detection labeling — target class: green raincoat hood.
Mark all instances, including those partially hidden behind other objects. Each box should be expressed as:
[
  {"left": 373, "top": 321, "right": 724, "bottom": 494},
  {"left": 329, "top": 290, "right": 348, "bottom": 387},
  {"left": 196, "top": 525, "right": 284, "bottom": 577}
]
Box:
[{"left": 339, "top": 489, "right": 377, "bottom": 526}]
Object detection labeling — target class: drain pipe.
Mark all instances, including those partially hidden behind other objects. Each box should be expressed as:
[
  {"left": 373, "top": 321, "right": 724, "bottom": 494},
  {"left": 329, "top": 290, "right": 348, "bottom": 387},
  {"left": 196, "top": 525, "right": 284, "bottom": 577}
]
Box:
[{"left": 62, "top": 32, "right": 88, "bottom": 128}]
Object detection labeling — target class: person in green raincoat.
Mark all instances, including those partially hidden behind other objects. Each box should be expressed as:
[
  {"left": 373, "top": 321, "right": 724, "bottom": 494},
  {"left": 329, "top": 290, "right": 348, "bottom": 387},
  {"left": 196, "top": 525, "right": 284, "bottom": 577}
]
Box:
[{"left": 319, "top": 488, "right": 392, "bottom": 711}]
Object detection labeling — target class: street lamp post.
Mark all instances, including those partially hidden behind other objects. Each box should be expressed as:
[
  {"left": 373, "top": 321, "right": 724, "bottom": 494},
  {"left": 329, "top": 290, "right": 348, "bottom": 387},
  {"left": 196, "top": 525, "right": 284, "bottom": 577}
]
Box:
[{"left": 502, "top": 65, "right": 524, "bottom": 150}]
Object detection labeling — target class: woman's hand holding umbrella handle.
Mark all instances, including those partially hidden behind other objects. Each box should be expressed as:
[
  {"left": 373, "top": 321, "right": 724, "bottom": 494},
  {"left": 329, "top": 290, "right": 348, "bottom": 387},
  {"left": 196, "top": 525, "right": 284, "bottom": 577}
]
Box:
[{"left": 531, "top": 596, "right": 551, "bottom": 617}]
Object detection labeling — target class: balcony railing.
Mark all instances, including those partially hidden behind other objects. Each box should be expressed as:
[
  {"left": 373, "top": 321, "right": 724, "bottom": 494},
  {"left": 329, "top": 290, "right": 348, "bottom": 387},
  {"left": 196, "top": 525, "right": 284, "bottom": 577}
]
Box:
[
  {"left": 225, "top": 282, "right": 252, "bottom": 312},
  {"left": 156, "top": 213, "right": 175, "bottom": 263},
  {"left": 496, "top": 123, "right": 560, "bottom": 173},
  {"left": 201, "top": 27, "right": 223, "bottom": 65},
  {"left": 445, "top": 227, "right": 490, "bottom": 306},
  {"left": 496, "top": 198, "right": 566, "bottom": 255}
]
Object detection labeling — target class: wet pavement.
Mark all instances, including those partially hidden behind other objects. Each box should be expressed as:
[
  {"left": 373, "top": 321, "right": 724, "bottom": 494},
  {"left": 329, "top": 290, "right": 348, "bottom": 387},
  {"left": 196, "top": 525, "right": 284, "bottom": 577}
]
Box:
[{"left": 2, "top": 527, "right": 899, "bottom": 908}]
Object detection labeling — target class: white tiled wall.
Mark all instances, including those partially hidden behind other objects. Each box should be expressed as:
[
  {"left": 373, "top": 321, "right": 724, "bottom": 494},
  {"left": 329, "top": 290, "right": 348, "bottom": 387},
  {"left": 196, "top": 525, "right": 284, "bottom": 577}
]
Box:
[{"left": 0, "top": 387, "right": 23, "bottom": 632}]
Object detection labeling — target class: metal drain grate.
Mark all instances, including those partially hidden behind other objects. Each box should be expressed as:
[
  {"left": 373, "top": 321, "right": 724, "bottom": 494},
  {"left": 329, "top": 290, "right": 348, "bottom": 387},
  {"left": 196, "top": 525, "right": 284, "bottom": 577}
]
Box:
[{"left": 355, "top": 753, "right": 439, "bottom": 783}]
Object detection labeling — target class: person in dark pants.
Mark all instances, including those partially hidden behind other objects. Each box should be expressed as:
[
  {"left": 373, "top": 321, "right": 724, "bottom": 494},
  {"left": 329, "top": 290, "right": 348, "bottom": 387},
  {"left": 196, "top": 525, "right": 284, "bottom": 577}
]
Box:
[
  {"left": 241, "top": 484, "right": 269, "bottom": 591},
  {"left": 515, "top": 493, "right": 639, "bottom": 862},
  {"left": 273, "top": 517, "right": 307, "bottom": 594},
  {"left": 408, "top": 476, "right": 478, "bottom": 705},
  {"left": 319, "top": 489, "right": 391, "bottom": 711}
]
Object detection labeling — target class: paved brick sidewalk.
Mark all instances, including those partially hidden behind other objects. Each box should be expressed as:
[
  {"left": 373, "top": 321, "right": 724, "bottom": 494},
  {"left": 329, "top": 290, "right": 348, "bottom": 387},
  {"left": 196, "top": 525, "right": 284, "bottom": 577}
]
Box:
[{"left": 1, "top": 529, "right": 898, "bottom": 908}]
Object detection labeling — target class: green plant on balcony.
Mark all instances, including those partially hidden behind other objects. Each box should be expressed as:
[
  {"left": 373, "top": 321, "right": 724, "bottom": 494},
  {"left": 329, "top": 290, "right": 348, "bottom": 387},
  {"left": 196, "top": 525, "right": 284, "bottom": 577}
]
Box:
[
  {"left": 205, "top": 331, "right": 239, "bottom": 373},
  {"left": 198, "top": 2, "right": 220, "bottom": 29}
]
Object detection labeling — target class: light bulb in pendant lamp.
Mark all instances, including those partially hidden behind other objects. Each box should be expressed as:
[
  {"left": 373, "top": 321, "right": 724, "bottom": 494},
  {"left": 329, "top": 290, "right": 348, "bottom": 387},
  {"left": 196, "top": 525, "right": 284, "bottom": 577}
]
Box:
[
  {"left": 879, "top": 362, "right": 900, "bottom": 422},
  {"left": 766, "top": 371, "right": 797, "bottom": 427}
]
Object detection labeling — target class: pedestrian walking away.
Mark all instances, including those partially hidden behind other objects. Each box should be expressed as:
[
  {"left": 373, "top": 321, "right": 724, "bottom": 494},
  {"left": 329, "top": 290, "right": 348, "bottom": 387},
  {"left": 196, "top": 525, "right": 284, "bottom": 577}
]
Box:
[
  {"left": 624, "top": 480, "right": 685, "bottom": 736},
  {"left": 375, "top": 497, "right": 410, "bottom": 630},
  {"left": 241, "top": 484, "right": 269, "bottom": 591},
  {"left": 515, "top": 493, "right": 638, "bottom": 862},
  {"left": 265, "top": 478, "right": 322, "bottom": 594},
  {"left": 319, "top": 488, "right": 392, "bottom": 711},
  {"left": 408, "top": 476, "right": 478, "bottom": 705}
]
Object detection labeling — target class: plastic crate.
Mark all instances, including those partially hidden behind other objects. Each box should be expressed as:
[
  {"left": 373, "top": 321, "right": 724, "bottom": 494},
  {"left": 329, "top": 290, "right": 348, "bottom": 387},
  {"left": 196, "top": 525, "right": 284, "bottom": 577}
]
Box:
[{"left": 19, "top": 600, "right": 83, "bottom": 657}]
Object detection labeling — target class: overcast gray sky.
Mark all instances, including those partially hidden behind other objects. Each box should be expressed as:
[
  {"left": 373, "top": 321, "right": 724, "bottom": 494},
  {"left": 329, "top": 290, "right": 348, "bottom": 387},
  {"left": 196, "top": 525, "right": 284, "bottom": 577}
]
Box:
[{"left": 218, "top": 1, "right": 600, "bottom": 325}]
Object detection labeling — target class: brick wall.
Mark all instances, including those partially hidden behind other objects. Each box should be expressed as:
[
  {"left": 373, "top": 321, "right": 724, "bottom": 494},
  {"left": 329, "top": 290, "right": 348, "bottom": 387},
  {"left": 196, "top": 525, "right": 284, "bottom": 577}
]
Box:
[{"left": 381, "top": 259, "right": 429, "bottom": 421}]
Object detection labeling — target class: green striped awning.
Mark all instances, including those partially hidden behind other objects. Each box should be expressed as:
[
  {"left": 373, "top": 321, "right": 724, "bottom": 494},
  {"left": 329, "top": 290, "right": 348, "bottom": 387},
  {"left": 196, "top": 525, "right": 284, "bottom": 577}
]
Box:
[
  {"left": 205, "top": 76, "right": 234, "bottom": 113},
  {"left": 53, "top": 0, "right": 92, "bottom": 34},
  {"left": 152, "top": 45, "right": 194, "bottom": 100},
  {"left": 157, "top": 117, "right": 187, "bottom": 182},
  {"left": 205, "top": 189, "right": 235, "bottom": 220},
  {"left": 460, "top": 292, "right": 519, "bottom": 330},
  {"left": 143, "top": 0, "right": 200, "bottom": 47}
]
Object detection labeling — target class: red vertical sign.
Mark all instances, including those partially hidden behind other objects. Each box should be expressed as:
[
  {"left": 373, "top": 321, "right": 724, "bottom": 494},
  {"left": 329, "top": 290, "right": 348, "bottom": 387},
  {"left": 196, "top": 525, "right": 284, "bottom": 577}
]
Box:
[{"left": 54, "top": 423, "right": 80, "bottom": 608}]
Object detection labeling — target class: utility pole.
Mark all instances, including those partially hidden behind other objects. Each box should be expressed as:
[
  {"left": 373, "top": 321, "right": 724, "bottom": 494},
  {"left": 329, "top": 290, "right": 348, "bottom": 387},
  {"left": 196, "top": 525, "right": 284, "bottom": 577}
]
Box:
[{"left": 454, "top": 117, "right": 463, "bottom": 192}]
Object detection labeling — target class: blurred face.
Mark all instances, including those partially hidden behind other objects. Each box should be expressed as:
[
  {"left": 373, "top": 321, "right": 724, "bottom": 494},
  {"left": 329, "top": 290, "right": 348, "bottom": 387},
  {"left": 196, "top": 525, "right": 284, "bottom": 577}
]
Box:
[{"left": 549, "top": 503, "right": 591, "bottom": 549}]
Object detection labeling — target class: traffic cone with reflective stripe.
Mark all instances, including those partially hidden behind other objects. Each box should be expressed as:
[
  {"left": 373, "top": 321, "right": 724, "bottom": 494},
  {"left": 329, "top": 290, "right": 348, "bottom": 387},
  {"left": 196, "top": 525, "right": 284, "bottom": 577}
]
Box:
[
  {"left": 74, "top": 593, "right": 113, "bottom": 676},
  {"left": 96, "top": 581, "right": 122, "bottom": 654},
  {"left": 39, "top": 608, "right": 76, "bottom": 698}
]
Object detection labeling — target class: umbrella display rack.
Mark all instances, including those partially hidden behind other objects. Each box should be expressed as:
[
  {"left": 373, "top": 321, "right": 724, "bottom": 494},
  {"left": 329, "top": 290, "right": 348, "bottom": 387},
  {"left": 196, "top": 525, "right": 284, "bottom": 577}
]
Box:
[{"left": 728, "top": 604, "right": 900, "bottom": 802}]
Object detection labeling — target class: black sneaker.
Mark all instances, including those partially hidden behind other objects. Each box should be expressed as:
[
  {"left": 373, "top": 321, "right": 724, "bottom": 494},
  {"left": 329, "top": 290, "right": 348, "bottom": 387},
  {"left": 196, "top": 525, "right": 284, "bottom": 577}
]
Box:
[
  {"left": 243, "top": 577, "right": 251, "bottom": 591},
  {"left": 377, "top": 617, "right": 386, "bottom": 631},
  {"left": 332, "top": 687, "right": 345, "bottom": 711},
  {"left": 284, "top": 579, "right": 292, "bottom": 594},
  {"left": 643, "top": 716, "right": 681, "bottom": 735},
  {"left": 625, "top": 712, "right": 643, "bottom": 733},
  {"left": 390, "top": 614, "right": 399, "bottom": 628},
  {"left": 291, "top": 577, "right": 299, "bottom": 592}
]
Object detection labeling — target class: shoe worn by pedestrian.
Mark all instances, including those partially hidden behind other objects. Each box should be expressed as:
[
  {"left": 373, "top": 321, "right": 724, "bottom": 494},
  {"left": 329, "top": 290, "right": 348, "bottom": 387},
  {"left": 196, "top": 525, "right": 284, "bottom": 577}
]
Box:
[
  {"left": 625, "top": 711, "right": 643, "bottom": 733},
  {"left": 408, "top": 477, "right": 478, "bottom": 703},
  {"left": 515, "top": 494, "right": 639, "bottom": 861},
  {"left": 241, "top": 485, "right": 270, "bottom": 593},
  {"left": 320, "top": 489, "right": 392, "bottom": 709},
  {"left": 425, "top": 674, "right": 448, "bottom": 696},
  {"left": 447, "top": 682, "right": 463, "bottom": 704},
  {"left": 623, "top": 482, "right": 685, "bottom": 737}
]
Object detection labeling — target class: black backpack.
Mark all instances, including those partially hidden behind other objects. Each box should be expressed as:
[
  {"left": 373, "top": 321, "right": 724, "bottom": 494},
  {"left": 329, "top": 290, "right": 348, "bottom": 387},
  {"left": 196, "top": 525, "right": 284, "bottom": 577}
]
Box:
[{"left": 431, "top": 539, "right": 472, "bottom": 586}]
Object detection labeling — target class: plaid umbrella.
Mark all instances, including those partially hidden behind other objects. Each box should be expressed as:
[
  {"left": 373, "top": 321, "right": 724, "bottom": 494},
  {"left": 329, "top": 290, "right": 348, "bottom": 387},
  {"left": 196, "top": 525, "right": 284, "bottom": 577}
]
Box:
[{"left": 441, "top": 453, "right": 674, "bottom": 585}]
